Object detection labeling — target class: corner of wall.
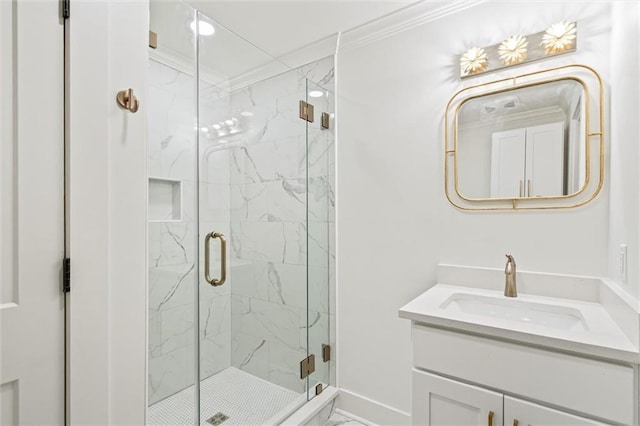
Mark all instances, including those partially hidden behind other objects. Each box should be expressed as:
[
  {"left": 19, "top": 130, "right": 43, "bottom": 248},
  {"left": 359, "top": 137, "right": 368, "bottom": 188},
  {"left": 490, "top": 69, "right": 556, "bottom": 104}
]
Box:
[{"left": 608, "top": 0, "right": 640, "bottom": 303}]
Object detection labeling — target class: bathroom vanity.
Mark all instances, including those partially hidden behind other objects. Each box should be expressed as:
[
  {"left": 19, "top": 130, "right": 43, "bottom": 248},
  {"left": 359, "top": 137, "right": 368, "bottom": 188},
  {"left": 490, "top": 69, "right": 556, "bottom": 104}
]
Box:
[{"left": 399, "top": 265, "right": 640, "bottom": 426}]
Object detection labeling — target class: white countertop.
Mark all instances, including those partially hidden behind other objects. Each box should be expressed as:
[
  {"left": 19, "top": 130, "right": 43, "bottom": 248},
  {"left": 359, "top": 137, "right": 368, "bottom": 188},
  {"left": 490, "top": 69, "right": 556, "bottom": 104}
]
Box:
[{"left": 399, "top": 283, "right": 640, "bottom": 364}]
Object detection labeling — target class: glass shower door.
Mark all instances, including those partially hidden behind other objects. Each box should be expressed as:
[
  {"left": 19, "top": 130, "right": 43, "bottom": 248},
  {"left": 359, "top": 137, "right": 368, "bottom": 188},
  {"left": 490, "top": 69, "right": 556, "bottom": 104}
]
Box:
[
  {"left": 147, "top": 2, "right": 199, "bottom": 425},
  {"left": 147, "top": 5, "right": 333, "bottom": 423},
  {"left": 304, "top": 80, "right": 333, "bottom": 399},
  {"left": 196, "top": 11, "right": 310, "bottom": 424}
]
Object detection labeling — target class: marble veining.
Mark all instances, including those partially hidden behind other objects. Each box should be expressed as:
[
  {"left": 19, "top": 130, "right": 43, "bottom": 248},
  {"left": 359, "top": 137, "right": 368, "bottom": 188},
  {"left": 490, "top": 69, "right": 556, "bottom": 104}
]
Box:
[
  {"left": 323, "top": 413, "right": 366, "bottom": 426},
  {"left": 157, "top": 264, "right": 195, "bottom": 311}
]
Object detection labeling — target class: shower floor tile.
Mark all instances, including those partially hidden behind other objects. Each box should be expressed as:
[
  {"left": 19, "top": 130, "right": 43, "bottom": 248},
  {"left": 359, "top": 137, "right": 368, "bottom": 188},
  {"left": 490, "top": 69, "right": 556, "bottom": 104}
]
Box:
[{"left": 148, "top": 367, "right": 303, "bottom": 426}]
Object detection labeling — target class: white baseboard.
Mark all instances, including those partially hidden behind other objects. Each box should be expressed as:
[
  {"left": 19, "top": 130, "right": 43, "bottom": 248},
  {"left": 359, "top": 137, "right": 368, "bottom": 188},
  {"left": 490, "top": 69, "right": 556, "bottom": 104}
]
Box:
[{"left": 336, "top": 389, "right": 411, "bottom": 425}]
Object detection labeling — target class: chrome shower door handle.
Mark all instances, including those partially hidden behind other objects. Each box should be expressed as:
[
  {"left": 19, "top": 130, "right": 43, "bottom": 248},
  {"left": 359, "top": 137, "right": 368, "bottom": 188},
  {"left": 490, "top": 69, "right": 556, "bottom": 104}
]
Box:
[{"left": 204, "top": 231, "right": 226, "bottom": 286}]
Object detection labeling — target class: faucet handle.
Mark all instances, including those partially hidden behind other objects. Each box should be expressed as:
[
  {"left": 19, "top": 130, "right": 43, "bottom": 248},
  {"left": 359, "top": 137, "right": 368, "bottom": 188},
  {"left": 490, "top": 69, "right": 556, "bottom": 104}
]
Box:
[{"left": 505, "top": 254, "right": 515, "bottom": 265}]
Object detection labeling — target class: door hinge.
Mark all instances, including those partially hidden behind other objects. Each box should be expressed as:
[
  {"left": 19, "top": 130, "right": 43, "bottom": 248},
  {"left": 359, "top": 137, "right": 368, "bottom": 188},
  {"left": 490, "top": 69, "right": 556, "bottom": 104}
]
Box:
[
  {"left": 299, "top": 100, "right": 314, "bottom": 123},
  {"left": 300, "top": 354, "right": 315, "bottom": 379},
  {"left": 315, "top": 383, "right": 323, "bottom": 395},
  {"left": 321, "top": 112, "right": 330, "bottom": 130},
  {"left": 63, "top": 258, "right": 71, "bottom": 293},
  {"left": 62, "top": 0, "right": 70, "bottom": 19},
  {"left": 322, "top": 344, "right": 331, "bottom": 362},
  {"left": 149, "top": 31, "right": 158, "bottom": 49}
]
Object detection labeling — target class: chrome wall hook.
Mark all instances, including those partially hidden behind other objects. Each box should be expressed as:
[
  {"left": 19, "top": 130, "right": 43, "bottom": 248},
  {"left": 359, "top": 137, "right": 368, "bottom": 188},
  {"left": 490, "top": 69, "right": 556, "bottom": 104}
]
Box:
[{"left": 116, "top": 88, "right": 139, "bottom": 113}]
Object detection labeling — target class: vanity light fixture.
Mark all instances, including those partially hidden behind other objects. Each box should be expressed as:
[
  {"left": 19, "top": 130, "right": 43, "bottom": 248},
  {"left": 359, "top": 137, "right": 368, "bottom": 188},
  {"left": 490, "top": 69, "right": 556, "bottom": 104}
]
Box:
[
  {"left": 542, "top": 21, "right": 577, "bottom": 54},
  {"left": 459, "top": 21, "right": 577, "bottom": 78},
  {"left": 460, "top": 46, "right": 489, "bottom": 76},
  {"left": 498, "top": 35, "right": 528, "bottom": 65}
]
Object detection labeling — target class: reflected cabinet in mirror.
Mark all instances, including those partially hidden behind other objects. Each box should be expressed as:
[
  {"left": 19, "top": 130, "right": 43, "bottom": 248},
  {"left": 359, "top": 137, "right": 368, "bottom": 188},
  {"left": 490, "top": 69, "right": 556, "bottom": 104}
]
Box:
[{"left": 444, "top": 65, "right": 604, "bottom": 211}]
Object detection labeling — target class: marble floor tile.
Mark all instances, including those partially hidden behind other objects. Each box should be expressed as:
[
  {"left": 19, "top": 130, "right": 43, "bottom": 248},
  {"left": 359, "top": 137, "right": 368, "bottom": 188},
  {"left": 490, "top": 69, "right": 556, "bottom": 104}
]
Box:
[{"left": 323, "top": 413, "right": 368, "bottom": 426}]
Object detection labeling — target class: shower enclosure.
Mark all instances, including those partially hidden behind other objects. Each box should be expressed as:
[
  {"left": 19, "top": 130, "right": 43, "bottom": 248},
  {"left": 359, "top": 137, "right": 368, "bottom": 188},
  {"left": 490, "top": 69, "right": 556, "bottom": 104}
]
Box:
[{"left": 147, "top": 2, "right": 334, "bottom": 424}]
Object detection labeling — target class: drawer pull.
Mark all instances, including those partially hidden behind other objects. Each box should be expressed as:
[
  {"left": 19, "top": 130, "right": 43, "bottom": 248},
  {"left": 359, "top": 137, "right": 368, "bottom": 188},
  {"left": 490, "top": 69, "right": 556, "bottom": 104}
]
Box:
[{"left": 488, "top": 411, "right": 494, "bottom": 426}]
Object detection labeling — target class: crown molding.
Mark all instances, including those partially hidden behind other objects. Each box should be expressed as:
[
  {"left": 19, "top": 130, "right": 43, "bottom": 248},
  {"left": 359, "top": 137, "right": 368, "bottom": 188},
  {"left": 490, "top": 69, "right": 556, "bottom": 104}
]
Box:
[
  {"left": 459, "top": 106, "right": 566, "bottom": 131},
  {"left": 339, "top": 0, "right": 487, "bottom": 52},
  {"left": 276, "top": 33, "right": 338, "bottom": 71},
  {"left": 149, "top": 47, "right": 229, "bottom": 89}
]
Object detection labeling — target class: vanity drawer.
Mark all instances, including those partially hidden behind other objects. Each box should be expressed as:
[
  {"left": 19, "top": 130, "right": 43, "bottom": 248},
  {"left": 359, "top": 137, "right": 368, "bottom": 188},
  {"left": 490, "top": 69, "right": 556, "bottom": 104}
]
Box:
[{"left": 412, "top": 324, "right": 635, "bottom": 425}]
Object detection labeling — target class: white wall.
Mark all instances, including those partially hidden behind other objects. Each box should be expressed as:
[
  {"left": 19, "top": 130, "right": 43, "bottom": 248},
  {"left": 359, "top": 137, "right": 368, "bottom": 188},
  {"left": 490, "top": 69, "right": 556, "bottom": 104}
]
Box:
[
  {"left": 336, "top": 1, "right": 636, "bottom": 422},
  {"left": 608, "top": 1, "right": 640, "bottom": 300},
  {"left": 69, "top": 0, "right": 148, "bottom": 424}
]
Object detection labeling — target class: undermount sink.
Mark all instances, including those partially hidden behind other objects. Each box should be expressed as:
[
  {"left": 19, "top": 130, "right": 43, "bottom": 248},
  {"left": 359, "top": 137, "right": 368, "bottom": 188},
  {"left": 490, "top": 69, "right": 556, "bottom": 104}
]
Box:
[{"left": 440, "top": 293, "right": 588, "bottom": 332}]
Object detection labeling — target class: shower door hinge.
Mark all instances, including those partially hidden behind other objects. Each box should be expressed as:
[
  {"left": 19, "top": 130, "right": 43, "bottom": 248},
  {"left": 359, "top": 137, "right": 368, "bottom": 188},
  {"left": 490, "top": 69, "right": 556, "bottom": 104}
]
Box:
[
  {"left": 321, "top": 112, "right": 330, "bottom": 130},
  {"left": 62, "top": 0, "right": 70, "bottom": 19},
  {"left": 300, "top": 354, "right": 315, "bottom": 379},
  {"left": 299, "top": 101, "right": 314, "bottom": 123},
  {"left": 322, "top": 344, "right": 331, "bottom": 362},
  {"left": 149, "top": 31, "right": 158, "bottom": 49},
  {"left": 62, "top": 258, "right": 71, "bottom": 293}
]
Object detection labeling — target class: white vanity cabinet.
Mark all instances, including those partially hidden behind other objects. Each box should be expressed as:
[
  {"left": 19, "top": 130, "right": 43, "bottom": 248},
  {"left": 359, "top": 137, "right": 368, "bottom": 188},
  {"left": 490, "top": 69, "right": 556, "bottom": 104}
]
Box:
[
  {"left": 410, "top": 324, "right": 635, "bottom": 426},
  {"left": 413, "top": 369, "right": 502, "bottom": 426},
  {"left": 504, "top": 396, "right": 607, "bottom": 426},
  {"left": 413, "top": 370, "right": 607, "bottom": 426}
]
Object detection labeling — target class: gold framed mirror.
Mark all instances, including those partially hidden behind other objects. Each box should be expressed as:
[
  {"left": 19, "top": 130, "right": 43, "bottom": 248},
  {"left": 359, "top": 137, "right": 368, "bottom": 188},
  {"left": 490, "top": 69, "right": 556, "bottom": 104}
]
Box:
[{"left": 444, "top": 64, "right": 604, "bottom": 210}]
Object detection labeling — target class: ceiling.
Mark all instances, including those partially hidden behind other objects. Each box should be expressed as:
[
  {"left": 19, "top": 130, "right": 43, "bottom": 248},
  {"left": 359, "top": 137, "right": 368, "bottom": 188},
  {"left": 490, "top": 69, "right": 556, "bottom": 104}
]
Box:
[
  {"left": 458, "top": 80, "right": 583, "bottom": 124},
  {"left": 184, "top": 0, "right": 419, "bottom": 59}
]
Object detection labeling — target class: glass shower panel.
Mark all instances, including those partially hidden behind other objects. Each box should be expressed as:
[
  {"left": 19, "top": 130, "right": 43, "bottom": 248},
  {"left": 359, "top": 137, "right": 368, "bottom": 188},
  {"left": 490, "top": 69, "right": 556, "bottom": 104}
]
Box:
[
  {"left": 304, "top": 80, "right": 333, "bottom": 399},
  {"left": 196, "top": 12, "right": 310, "bottom": 424},
  {"left": 147, "top": 1, "right": 198, "bottom": 425}
]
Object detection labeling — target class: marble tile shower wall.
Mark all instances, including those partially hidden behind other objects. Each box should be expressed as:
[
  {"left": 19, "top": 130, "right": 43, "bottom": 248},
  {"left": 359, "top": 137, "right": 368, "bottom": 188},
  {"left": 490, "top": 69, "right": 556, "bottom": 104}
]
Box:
[
  {"left": 148, "top": 59, "right": 233, "bottom": 405},
  {"left": 198, "top": 88, "right": 233, "bottom": 384},
  {"left": 225, "top": 57, "right": 336, "bottom": 394},
  {"left": 148, "top": 59, "right": 197, "bottom": 405}
]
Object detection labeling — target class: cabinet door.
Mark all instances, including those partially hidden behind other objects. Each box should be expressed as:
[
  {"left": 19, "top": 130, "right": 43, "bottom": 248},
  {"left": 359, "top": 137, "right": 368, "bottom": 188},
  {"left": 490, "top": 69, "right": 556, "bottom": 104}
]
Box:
[
  {"left": 490, "top": 128, "right": 526, "bottom": 198},
  {"left": 525, "top": 122, "right": 565, "bottom": 197},
  {"left": 504, "top": 396, "right": 609, "bottom": 426},
  {"left": 413, "top": 369, "right": 503, "bottom": 426}
]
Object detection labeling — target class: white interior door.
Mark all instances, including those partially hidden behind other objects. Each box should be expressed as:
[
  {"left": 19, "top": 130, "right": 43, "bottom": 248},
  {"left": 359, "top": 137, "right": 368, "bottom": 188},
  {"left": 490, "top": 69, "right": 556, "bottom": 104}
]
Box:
[
  {"left": 0, "top": 0, "right": 65, "bottom": 424},
  {"left": 490, "top": 128, "right": 526, "bottom": 198},
  {"left": 525, "top": 122, "right": 565, "bottom": 197}
]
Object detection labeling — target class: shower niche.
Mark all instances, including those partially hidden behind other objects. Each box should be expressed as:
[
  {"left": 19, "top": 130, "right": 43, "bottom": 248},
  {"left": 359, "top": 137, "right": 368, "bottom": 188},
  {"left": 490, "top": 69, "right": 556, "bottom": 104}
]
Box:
[
  {"left": 146, "top": 2, "right": 335, "bottom": 424},
  {"left": 148, "top": 178, "right": 182, "bottom": 222}
]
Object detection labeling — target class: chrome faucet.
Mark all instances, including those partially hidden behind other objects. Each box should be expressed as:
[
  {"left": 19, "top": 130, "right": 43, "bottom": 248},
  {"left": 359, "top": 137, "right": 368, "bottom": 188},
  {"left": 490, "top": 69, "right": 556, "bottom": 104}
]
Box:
[{"left": 504, "top": 254, "right": 517, "bottom": 297}]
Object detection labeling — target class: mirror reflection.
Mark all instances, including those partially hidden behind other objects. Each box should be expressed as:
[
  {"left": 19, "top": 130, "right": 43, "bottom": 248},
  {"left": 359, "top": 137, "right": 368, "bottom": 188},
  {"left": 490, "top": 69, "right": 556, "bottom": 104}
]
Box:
[{"left": 456, "top": 79, "right": 585, "bottom": 199}]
